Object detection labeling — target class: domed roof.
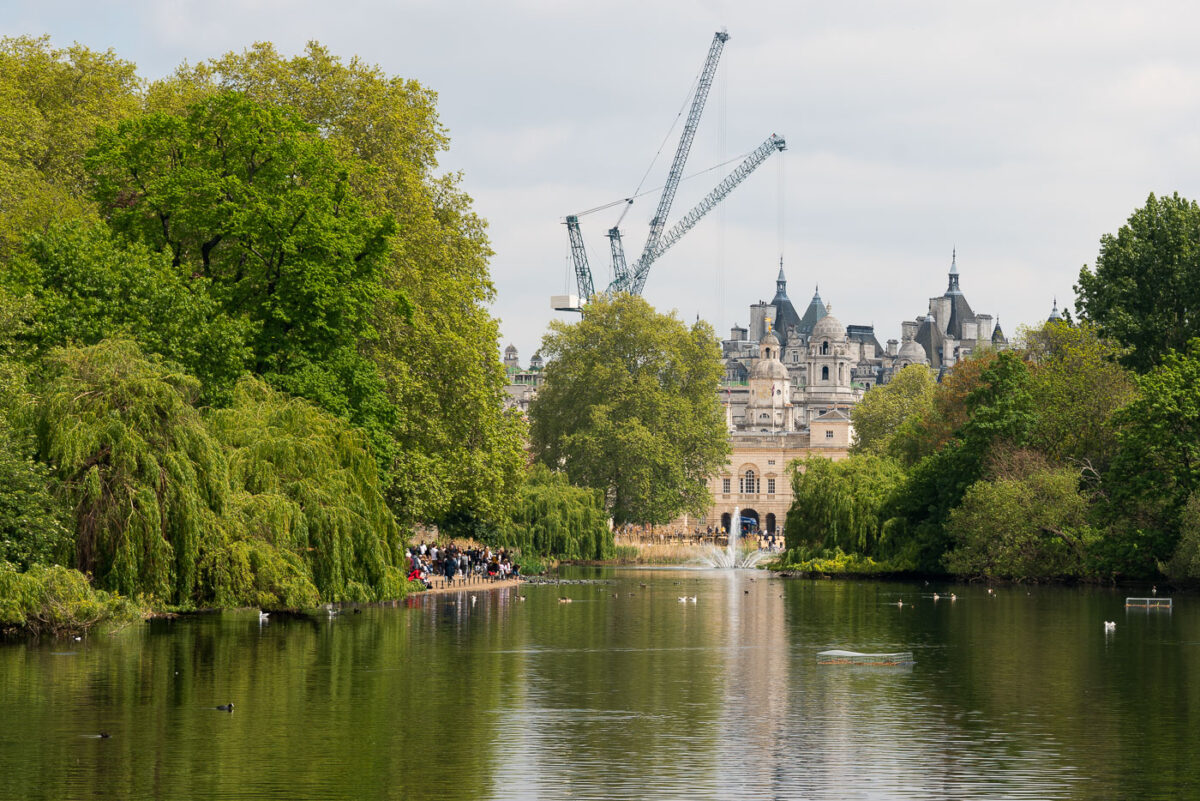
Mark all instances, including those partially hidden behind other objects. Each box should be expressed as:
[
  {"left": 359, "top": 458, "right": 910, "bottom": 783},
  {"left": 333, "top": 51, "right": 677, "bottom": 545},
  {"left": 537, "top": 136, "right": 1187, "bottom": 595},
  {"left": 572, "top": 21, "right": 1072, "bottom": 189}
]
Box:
[
  {"left": 898, "top": 338, "right": 928, "bottom": 364},
  {"left": 504, "top": 344, "right": 517, "bottom": 355},
  {"left": 811, "top": 306, "right": 844, "bottom": 341},
  {"left": 750, "top": 355, "right": 790, "bottom": 381},
  {"left": 761, "top": 328, "right": 781, "bottom": 347}
]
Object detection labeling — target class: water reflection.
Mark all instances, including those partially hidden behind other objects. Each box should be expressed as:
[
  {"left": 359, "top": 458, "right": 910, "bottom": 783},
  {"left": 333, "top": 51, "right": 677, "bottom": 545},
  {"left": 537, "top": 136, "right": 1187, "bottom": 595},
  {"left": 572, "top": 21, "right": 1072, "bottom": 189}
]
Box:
[{"left": 1, "top": 573, "right": 1198, "bottom": 799}]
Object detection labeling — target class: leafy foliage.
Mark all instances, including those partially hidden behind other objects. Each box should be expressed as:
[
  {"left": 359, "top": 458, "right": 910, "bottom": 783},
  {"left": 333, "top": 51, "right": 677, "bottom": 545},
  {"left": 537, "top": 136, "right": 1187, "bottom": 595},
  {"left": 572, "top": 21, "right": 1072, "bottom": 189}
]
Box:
[
  {"left": 492, "top": 465, "right": 612, "bottom": 561},
  {"left": 33, "top": 340, "right": 408, "bottom": 607},
  {"left": 850, "top": 364, "right": 936, "bottom": 456},
  {"left": 87, "top": 91, "right": 400, "bottom": 452},
  {"left": 1076, "top": 192, "right": 1200, "bottom": 373},
  {"left": 784, "top": 454, "right": 904, "bottom": 557},
  {"left": 944, "top": 468, "right": 1095, "bottom": 581},
  {"left": 7, "top": 222, "right": 252, "bottom": 402},
  {"left": 207, "top": 377, "right": 406, "bottom": 604},
  {"left": 530, "top": 294, "right": 729, "bottom": 525},
  {"left": 147, "top": 41, "right": 526, "bottom": 533},
  {"left": 1022, "top": 321, "right": 1134, "bottom": 473},
  {"left": 0, "top": 561, "right": 145, "bottom": 636},
  {"left": 0, "top": 36, "right": 140, "bottom": 259}
]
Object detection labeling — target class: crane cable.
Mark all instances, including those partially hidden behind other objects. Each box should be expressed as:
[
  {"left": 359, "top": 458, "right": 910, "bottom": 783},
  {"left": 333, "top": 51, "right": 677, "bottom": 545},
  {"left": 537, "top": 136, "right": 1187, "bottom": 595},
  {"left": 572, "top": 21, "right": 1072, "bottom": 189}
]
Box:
[{"left": 567, "top": 146, "right": 763, "bottom": 220}]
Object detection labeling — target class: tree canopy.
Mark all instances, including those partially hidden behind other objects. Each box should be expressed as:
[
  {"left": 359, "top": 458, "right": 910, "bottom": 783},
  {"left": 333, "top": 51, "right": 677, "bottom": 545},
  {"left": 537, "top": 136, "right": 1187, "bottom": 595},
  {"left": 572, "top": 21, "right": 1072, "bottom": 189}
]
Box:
[
  {"left": 1076, "top": 192, "right": 1200, "bottom": 373},
  {"left": 529, "top": 294, "right": 729, "bottom": 526}
]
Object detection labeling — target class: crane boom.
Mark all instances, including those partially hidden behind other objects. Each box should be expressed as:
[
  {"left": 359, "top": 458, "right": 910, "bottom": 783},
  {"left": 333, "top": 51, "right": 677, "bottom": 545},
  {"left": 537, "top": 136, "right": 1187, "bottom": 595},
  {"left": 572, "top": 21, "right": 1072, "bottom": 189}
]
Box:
[
  {"left": 636, "top": 31, "right": 729, "bottom": 271},
  {"left": 565, "top": 215, "right": 594, "bottom": 301},
  {"left": 627, "top": 134, "right": 786, "bottom": 294},
  {"left": 608, "top": 227, "right": 629, "bottom": 286}
]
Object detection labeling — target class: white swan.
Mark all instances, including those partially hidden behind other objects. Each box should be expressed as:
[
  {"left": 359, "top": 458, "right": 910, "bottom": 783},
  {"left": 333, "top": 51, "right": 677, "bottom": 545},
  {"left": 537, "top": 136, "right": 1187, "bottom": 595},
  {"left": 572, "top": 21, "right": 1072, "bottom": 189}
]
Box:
[{"left": 1104, "top": 621, "right": 1116, "bottom": 631}]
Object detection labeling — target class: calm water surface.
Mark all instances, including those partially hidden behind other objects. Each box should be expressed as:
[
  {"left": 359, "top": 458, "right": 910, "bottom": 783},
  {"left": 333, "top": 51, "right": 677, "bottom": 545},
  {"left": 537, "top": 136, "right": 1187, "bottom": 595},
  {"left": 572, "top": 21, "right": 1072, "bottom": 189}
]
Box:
[{"left": 1, "top": 569, "right": 1196, "bottom": 800}]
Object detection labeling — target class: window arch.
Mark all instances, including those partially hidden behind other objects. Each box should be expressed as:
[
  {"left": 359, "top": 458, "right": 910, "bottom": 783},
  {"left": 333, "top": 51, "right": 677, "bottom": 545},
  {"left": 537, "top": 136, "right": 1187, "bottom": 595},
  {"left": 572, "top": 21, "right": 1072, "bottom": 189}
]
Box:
[
  {"left": 821, "top": 366, "right": 829, "bottom": 381},
  {"left": 821, "top": 341, "right": 829, "bottom": 355},
  {"left": 739, "top": 469, "right": 759, "bottom": 494}
]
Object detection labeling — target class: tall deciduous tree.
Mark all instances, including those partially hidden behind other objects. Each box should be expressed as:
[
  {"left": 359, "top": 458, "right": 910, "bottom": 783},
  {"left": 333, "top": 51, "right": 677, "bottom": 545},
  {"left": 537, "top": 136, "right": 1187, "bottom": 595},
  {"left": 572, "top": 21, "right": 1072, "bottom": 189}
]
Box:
[
  {"left": 850, "top": 364, "right": 936, "bottom": 456},
  {"left": 1076, "top": 192, "right": 1200, "bottom": 373},
  {"left": 1022, "top": 320, "right": 1135, "bottom": 473},
  {"left": 148, "top": 43, "right": 526, "bottom": 529},
  {"left": 0, "top": 36, "right": 141, "bottom": 258},
  {"left": 87, "top": 91, "right": 400, "bottom": 460},
  {"left": 529, "top": 295, "right": 729, "bottom": 526}
]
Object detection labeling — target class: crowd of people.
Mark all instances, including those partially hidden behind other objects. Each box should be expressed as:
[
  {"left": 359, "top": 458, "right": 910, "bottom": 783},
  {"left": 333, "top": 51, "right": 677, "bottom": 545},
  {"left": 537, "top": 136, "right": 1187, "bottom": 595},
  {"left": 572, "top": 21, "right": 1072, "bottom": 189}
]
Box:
[{"left": 405, "top": 542, "right": 520, "bottom": 588}]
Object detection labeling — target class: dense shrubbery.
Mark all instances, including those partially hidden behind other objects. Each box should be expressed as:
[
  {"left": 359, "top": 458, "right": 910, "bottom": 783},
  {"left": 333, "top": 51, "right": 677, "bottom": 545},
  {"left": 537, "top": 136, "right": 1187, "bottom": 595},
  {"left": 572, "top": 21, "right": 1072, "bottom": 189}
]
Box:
[{"left": 0, "top": 561, "right": 145, "bottom": 636}]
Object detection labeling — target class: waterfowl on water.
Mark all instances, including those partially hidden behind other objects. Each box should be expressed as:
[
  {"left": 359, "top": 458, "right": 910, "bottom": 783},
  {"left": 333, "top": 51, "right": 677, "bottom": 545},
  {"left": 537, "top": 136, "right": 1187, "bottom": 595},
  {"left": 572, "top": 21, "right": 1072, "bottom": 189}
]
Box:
[
  {"left": 558, "top": 597, "right": 572, "bottom": 604},
  {"left": 933, "top": 593, "right": 940, "bottom": 601},
  {"left": 216, "top": 703, "right": 234, "bottom": 712},
  {"left": 678, "top": 597, "right": 688, "bottom": 603},
  {"left": 258, "top": 610, "right": 269, "bottom": 621},
  {"left": 99, "top": 732, "right": 111, "bottom": 738},
  {"left": 950, "top": 593, "right": 957, "bottom": 601},
  {"left": 1104, "top": 621, "right": 1116, "bottom": 631}
]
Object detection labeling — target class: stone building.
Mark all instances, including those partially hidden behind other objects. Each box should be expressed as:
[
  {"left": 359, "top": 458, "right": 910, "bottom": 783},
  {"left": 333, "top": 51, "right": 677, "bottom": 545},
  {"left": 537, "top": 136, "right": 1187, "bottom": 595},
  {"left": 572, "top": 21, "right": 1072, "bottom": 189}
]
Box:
[
  {"left": 501, "top": 345, "right": 544, "bottom": 414},
  {"left": 684, "top": 253, "right": 1006, "bottom": 538}
]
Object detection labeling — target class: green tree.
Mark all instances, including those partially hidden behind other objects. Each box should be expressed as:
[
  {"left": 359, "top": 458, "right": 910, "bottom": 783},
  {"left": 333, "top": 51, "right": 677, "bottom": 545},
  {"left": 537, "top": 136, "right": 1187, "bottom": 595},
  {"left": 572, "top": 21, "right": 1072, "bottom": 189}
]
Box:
[
  {"left": 1101, "top": 341, "right": 1200, "bottom": 575},
  {"left": 205, "top": 377, "right": 407, "bottom": 605},
  {"left": 1076, "top": 192, "right": 1200, "bottom": 373},
  {"left": 1022, "top": 320, "right": 1135, "bottom": 473},
  {"left": 784, "top": 453, "right": 905, "bottom": 557},
  {"left": 944, "top": 467, "right": 1095, "bottom": 581},
  {"left": 87, "top": 90, "right": 401, "bottom": 459},
  {"left": 0, "top": 36, "right": 141, "bottom": 258},
  {"left": 529, "top": 294, "right": 729, "bottom": 525},
  {"left": 7, "top": 222, "right": 252, "bottom": 402},
  {"left": 493, "top": 465, "right": 613, "bottom": 561},
  {"left": 148, "top": 43, "right": 526, "bottom": 529},
  {"left": 850, "top": 364, "right": 936, "bottom": 455},
  {"left": 34, "top": 339, "right": 228, "bottom": 602}
]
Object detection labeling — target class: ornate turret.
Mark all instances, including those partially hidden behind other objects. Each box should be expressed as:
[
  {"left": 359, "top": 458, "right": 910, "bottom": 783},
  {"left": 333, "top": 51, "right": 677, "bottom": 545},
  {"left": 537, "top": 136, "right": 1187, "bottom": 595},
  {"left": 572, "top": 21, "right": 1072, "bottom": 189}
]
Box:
[
  {"left": 991, "top": 317, "right": 1006, "bottom": 344},
  {"left": 946, "top": 249, "right": 961, "bottom": 295},
  {"left": 1048, "top": 298, "right": 1063, "bottom": 322}
]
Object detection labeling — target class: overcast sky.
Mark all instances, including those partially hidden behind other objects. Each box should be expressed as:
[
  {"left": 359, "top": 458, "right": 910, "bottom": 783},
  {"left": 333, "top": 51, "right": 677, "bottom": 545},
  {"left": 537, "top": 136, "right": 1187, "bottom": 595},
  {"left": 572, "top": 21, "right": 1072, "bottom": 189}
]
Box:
[{"left": 6, "top": 0, "right": 1199, "bottom": 357}]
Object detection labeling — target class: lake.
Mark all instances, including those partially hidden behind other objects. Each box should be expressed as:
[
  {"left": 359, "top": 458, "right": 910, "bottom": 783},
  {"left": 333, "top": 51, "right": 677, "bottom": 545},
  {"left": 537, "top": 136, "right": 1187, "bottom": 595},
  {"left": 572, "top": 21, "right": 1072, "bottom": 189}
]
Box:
[{"left": 0, "top": 568, "right": 1195, "bottom": 800}]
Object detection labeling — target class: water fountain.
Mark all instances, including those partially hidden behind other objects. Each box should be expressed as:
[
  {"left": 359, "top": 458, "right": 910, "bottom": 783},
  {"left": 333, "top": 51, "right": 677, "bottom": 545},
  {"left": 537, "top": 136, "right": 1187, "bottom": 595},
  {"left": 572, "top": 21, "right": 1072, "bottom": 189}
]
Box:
[{"left": 705, "top": 505, "right": 772, "bottom": 568}]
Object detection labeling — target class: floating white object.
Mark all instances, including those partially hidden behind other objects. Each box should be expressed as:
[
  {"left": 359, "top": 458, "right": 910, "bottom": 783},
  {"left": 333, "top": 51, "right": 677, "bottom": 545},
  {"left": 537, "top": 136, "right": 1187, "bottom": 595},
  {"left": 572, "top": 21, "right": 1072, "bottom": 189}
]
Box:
[
  {"left": 1104, "top": 621, "right": 1116, "bottom": 631},
  {"left": 818, "top": 650, "right": 914, "bottom": 666}
]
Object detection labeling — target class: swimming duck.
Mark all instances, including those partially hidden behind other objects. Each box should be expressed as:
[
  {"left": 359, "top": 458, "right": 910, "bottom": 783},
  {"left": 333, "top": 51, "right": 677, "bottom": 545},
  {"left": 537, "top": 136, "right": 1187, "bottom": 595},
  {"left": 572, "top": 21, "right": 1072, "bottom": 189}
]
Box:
[
  {"left": 216, "top": 703, "right": 234, "bottom": 712},
  {"left": 258, "top": 610, "right": 269, "bottom": 622},
  {"left": 558, "top": 597, "right": 572, "bottom": 604},
  {"left": 678, "top": 597, "right": 689, "bottom": 603}
]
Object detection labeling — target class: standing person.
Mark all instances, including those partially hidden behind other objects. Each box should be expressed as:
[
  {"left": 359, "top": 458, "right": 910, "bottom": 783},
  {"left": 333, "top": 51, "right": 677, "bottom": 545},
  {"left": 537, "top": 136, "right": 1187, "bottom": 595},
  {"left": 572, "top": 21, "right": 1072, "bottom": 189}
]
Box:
[{"left": 444, "top": 549, "right": 458, "bottom": 584}]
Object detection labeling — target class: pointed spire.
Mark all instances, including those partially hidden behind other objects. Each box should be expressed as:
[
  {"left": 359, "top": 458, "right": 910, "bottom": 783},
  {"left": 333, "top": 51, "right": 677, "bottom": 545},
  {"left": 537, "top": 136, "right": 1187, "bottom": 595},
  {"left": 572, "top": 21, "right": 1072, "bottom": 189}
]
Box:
[
  {"left": 946, "top": 249, "right": 962, "bottom": 295},
  {"left": 773, "top": 259, "right": 789, "bottom": 302},
  {"left": 1048, "top": 297, "right": 1062, "bottom": 322}
]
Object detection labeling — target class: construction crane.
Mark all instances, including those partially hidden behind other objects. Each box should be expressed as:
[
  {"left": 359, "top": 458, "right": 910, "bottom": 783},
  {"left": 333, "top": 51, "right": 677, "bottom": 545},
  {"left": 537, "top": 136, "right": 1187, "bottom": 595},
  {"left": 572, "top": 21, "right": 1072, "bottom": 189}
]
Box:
[{"left": 553, "top": 31, "right": 785, "bottom": 312}]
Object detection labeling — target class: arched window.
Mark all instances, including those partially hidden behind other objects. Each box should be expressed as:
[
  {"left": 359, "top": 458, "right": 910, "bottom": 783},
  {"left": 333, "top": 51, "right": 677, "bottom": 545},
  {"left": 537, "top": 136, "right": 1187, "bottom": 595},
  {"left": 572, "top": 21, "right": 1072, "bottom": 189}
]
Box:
[
  {"left": 821, "top": 366, "right": 829, "bottom": 381},
  {"left": 821, "top": 341, "right": 829, "bottom": 355},
  {"left": 765, "top": 347, "right": 772, "bottom": 359},
  {"left": 792, "top": 351, "right": 799, "bottom": 362},
  {"left": 739, "top": 469, "right": 759, "bottom": 494},
  {"left": 839, "top": 365, "right": 844, "bottom": 382}
]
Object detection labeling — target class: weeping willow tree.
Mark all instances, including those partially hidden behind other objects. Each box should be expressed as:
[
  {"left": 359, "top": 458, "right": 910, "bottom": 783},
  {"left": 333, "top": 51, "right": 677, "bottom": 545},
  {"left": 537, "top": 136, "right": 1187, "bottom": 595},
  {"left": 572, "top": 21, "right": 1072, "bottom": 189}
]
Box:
[
  {"left": 34, "top": 339, "right": 227, "bottom": 602},
  {"left": 33, "top": 339, "right": 407, "bottom": 607},
  {"left": 494, "top": 465, "right": 612, "bottom": 560},
  {"left": 784, "top": 454, "right": 906, "bottom": 560},
  {"left": 206, "top": 377, "right": 406, "bottom": 604}
]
